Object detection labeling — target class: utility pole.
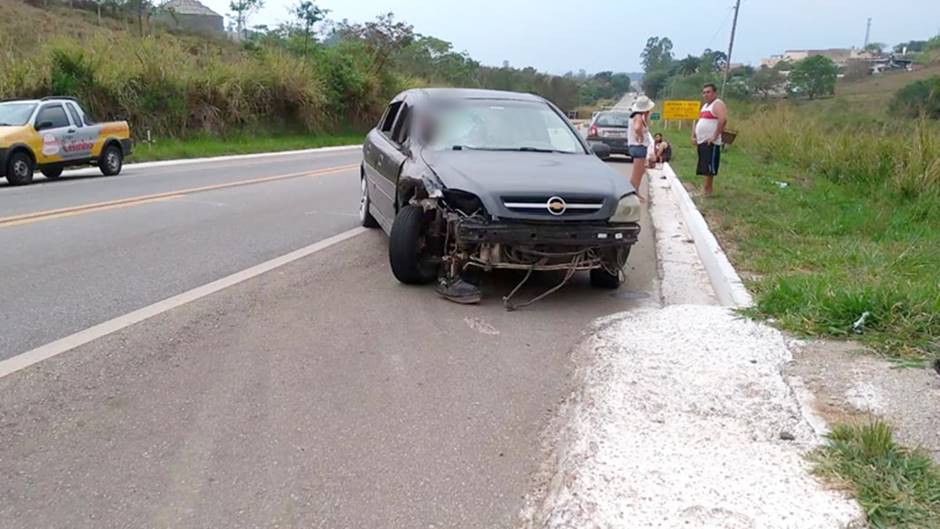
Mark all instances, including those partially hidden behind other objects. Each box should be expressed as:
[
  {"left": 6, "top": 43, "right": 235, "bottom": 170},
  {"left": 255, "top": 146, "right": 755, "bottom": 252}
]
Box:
[
  {"left": 864, "top": 17, "right": 872, "bottom": 48},
  {"left": 721, "top": 0, "right": 742, "bottom": 97}
]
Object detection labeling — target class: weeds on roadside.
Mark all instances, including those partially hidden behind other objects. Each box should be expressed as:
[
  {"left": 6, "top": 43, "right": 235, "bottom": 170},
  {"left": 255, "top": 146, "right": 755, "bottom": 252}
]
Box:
[{"left": 812, "top": 422, "right": 940, "bottom": 528}]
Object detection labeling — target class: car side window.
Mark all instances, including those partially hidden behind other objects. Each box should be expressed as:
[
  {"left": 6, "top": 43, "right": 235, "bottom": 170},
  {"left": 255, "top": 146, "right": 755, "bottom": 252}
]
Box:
[
  {"left": 391, "top": 104, "right": 411, "bottom": 144},
  {"left": 36, "top": 104, "right": 70, "bottom": 129},
  {"left": 380, "top": 101, "right": 402, "bottom": 134},
  {"left": 65, "top": 103, "right": 83, "bottom": 127}
]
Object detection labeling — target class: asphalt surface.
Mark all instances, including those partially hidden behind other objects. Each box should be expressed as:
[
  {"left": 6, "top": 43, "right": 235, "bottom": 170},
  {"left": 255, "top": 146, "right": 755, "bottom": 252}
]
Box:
[
  {"left": 0, "top": 149, "right": 658, "bottom": 528},
  {"left": 0, "top": 150, "right": 362, "bottom": 358}
]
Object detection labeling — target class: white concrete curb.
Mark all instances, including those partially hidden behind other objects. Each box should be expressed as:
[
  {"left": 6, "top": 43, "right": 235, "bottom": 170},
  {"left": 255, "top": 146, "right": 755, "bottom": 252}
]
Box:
[
  {"left": 59, "top": 144, "right": 362, "bottom": 178},
  {"left": 662, "top": 162, "right": 754, "bottom": 308}
]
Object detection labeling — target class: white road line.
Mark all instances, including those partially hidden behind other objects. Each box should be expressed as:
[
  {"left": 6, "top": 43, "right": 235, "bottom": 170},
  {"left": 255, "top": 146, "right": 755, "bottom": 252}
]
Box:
[
  {"left": 58, "top": 144, "right": 362, "bottom": 178},
  {"left": 0, "top": 227, "right": 368, "bottom": 379}
]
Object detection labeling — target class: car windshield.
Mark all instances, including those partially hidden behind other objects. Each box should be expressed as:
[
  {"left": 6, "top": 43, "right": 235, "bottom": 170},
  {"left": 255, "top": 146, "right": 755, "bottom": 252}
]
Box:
[
  {"left": 595, "top": 113, "right": 631, "bottom": 128},
  {"left": 425, "top": 99, "right": 585, "bottom": 154},
  {"left": 0, "top": 102, "right": 37, "bottom": 126}
]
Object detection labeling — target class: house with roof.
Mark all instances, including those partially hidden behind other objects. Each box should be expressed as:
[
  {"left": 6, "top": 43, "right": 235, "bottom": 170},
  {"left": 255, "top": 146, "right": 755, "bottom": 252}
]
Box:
[{"left": 155, "top": 0, "right": 224, "bottom": 34}]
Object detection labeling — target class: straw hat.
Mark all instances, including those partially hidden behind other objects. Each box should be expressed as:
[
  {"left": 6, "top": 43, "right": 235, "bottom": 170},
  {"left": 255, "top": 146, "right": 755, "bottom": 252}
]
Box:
[{"left": 630, "top": 95, "right": 655, "bottom": 113}]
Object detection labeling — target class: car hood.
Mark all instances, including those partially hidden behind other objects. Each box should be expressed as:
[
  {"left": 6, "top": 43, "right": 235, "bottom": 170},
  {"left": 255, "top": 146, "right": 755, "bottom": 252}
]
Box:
[{"left": 421, "top": 149, "right": 635, "bottom": 221}]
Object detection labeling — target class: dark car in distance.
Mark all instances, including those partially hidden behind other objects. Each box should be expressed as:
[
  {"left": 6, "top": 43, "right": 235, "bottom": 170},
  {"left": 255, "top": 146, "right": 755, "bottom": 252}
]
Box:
[
  {"left": 586, "top": 111, "right": 633, "bottom": 158},
  {"left": 360, "top": 88, "right": 641, "bottom": 306}
]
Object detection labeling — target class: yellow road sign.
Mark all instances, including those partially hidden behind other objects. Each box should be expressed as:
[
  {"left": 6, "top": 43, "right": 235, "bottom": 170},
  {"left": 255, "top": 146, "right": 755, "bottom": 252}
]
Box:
[{"left": 662, "top": 100, "right": 701, "bottom": 121}]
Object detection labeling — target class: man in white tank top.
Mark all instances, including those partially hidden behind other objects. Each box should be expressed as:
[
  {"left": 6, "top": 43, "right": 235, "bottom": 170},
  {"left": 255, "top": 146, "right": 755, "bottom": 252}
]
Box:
[{"left": 691, "top": 83, "right": 728, "bottom": 196}]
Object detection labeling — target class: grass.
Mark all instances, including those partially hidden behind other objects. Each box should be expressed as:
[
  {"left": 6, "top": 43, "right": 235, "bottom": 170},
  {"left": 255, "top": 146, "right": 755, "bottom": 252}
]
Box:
[
  {"left": 811, "top": 421, "right": 940, "bottom": 528},
  {"left": 656, "top": 122, "right": 939, "bottom": 359},
  {"left": 130, "top": 132, "right": 364, "bottom": 162}
]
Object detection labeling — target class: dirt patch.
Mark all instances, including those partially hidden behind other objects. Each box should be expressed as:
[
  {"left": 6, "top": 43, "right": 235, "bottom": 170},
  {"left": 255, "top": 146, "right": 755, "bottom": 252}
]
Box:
[{"left": 787, "top": 339, "right": 940, "bottom": 464}]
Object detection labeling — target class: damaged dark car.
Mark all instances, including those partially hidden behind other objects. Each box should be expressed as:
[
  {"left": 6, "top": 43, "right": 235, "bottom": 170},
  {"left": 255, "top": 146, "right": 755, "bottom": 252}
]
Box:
[{"left": 359, "top": 88, "right": 641, "bottom": 307}]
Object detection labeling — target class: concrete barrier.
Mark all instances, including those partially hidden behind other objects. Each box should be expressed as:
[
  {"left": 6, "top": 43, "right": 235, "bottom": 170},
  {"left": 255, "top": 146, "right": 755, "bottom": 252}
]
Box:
[{"left": 662, "top": 162, "right": 753, "bottom": 308}]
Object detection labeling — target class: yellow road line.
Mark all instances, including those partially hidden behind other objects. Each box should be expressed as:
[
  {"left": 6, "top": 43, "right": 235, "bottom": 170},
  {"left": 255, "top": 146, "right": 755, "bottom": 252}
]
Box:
[
  {"left": 0, "top": 164, "right": 358, "bottom": 228},
  {"left": 0, "top": 195, "right": 185, "bottom": 228}
]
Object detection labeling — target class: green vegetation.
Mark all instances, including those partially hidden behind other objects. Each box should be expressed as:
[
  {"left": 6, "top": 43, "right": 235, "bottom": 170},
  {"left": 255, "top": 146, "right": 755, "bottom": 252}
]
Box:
[
  {"left": 133, "top": 132, "right": 361, "bottom": 162},
  {"left": 787, "top": 55, "right": 839, "bottom": 99},
  {"left": 659, "top": 102, "right": 939, "bottom": 359},
  {"left": 0, "top": 0, "right": 631, "bottom": 147},
  {"left": 892, "top": 76, "right": 940, "bottom": 119},
  {"left": 811, "top": 422, "right": 940, "bottom": 528}
]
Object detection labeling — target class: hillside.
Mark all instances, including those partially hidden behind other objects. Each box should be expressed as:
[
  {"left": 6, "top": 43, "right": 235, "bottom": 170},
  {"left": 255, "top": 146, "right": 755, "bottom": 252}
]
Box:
[{"left": 836, "top": 63, "right": 940, "bottom": 100}]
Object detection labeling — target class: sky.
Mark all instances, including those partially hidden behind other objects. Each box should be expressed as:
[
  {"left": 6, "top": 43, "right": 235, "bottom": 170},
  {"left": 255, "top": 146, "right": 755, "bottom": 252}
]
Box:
[{"left": 200, "top": 0, "right": 940, "bottom": 74}]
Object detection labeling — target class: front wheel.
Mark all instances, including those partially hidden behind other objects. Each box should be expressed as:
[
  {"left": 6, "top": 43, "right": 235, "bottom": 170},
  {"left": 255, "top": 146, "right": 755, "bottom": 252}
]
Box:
[
  {"left": 5, "top": 151, "right": 34, "bottom": 186},
  {"left": 99, "top": 144, "right": 123, "bottom": 176},
  {"left": 389, "top": 205, "right": 439, "bottom": 284},
  {"left": 590, "top": 267, "right": 623, "bottom": 289}
]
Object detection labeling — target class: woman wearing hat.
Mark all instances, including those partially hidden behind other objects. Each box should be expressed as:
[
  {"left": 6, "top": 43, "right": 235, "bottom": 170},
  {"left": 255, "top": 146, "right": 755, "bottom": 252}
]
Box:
[{"left": 628, "top": 95, "right": 655, "bottom": 200}]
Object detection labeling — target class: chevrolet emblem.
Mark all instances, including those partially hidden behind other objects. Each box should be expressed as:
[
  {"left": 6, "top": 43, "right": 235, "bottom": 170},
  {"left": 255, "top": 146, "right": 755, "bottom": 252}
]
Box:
[{"left": 546, "top": 196, "right": 567, "bottom": 216}]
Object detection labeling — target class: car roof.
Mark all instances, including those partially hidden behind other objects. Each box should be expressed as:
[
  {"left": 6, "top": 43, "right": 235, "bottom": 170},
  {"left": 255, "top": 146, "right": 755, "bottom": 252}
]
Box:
[
  {"left": 409, "top": 88, "right": 545, "bottom": 103},
  {"left": 1, "top": 98, "right": 74, "bottom": 105}
]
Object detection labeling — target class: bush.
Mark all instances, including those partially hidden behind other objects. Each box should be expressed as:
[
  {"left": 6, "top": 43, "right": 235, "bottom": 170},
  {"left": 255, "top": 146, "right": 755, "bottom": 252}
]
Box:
[{"left": 891, "top": 76, "right": 940, "bottom": 119}]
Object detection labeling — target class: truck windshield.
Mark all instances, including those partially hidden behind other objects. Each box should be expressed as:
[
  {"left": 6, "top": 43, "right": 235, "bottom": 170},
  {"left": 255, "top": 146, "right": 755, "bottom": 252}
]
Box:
[
  {"left": 425, "top": 100, "right": 585, "bottom": 154},
  {"left": 0, "top": 102, "right": 37, "bottom": 126}
]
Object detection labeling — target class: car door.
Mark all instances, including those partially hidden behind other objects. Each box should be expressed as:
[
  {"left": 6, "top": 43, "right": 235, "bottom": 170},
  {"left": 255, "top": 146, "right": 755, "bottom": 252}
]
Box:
[
  {"left": 368, "top": 99, "right": 407, "bottom": 225},
  {"left": 63, "top": 101, "right": 98, "bottom": 161},
  {"left": 33, "top": 103, "right": 74, "bottom": 165}
]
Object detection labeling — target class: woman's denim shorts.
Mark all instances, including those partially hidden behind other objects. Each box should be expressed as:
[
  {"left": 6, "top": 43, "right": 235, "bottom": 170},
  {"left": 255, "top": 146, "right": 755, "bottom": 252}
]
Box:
[{"left": 628, "top": 145, "right": 648, "bottom": 159}]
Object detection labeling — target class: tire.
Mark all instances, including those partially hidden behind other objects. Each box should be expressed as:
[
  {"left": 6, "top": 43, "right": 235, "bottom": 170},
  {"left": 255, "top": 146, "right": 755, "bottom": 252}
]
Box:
[
  {"left": 590, "top": 267, "right": 623, "bottom": 289},
  {"left": 359, "top": 175, "right": 380, "bottom": 228},
  {"left": 5, "top": 151, "right": 34, "bottom": 186},
  {"left": 99, "top": 144, "right": 123, "bottom": 176},
  {"left": 389, "top": 205, "right": 438, "bottom": 284},
  {"left": 41, "top": 167, "right": 63, "bottom": 179}
]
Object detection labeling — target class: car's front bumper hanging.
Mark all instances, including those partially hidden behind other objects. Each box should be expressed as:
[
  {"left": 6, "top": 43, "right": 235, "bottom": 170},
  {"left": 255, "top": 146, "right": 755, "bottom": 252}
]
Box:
[{"left": 455, "top": 220, "right": 640, "bottom": 247}]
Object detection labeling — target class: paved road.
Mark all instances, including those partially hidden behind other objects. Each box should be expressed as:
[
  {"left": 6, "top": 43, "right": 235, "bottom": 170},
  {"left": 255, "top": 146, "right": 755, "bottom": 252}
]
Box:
[
  {"left": 0, "top": 150, "right": 361, "bottom": 358},
  {"left": 0, "top": 151, "right": 657, "bottom": 528}
]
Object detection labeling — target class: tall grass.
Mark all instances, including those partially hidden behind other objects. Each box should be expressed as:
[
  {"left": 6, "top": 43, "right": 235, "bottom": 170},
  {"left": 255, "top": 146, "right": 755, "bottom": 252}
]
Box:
[
  {"left": 0, "top": 0, "right": 404, "bottom": 138},
  {"left": 739, "top": 103, "right": 940, "bottom": 199}
]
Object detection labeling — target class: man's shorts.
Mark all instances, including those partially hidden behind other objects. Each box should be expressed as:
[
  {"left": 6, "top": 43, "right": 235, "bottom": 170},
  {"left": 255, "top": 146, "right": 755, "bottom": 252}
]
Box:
[
  {"left": 696, "top": 142, "right": 721, "bottom": 176},
  {"left": 628, "top": 145, "right": 648, "bottom": 160}
]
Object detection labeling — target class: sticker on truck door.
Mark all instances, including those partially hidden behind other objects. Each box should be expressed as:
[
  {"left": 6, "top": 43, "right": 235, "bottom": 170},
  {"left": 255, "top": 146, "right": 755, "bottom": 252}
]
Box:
[{"left": 41, "top": 134, "right": 61, "bottom": 156}]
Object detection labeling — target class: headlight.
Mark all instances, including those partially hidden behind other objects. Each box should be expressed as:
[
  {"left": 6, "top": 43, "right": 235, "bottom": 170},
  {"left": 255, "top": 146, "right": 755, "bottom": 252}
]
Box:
[{"left": 610, "top": 194, "right": 641, "bottom": 223}]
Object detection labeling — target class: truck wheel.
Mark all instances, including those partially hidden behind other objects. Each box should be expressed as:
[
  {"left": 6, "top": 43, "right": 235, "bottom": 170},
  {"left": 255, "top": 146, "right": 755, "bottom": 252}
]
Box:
[
  {"left": 359, "top": 175, "right": 380, "bottom": 228},
  {"left": 389, "top": 205, "right": 438, "bottom": 284},
  {"left": 41, "top": 167, "right": 63, "bottom": 179},
  {"left": 590, "top": 267, "right": 623, "bottom": 289},
  {"left": 99, "top": 144, "right": 123, "bottom": 176},
  {"left": 5, "top": 151, "right": 34, "bottom": 186}
]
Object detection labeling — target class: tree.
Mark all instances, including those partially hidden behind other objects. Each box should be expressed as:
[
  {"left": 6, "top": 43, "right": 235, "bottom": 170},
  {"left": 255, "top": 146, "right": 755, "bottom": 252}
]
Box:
[
  {"left": 750, "top": 66, "right": 785, "bottom": 98},
  {"left": 675, "top": 55, "right": 701, "bottom": 75},
  {"left": 640, "top": 36, "right": 674, "bottom": 73},
  {"left": 787, "top": 55, "right": 839, "bottom": 99},
  {"left": 893, "top": 40, "right": 927, "bottom": 54},
  {"left": 336, "top": 13, "right": 415, "bottom": 73},
  {"left": 641, "top": 70, "right": 670, "bottom": 99},
  {"left": 699, "top": 48, "right": 728, "bottom": 73},
  {"left": 230, "top": 0, "right": 264, "bottom": 38},
  {"left": 864, "top": 42, "right": 886, "bottom": 55},
  {"left": 291, "top": 0, "right": 327, "bottom": 60}
]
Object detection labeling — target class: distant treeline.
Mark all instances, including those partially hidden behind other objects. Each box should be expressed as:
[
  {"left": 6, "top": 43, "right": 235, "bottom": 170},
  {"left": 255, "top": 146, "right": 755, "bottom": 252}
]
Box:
[{"left": 0, "top": 0, "right": 632, "bottom": 137}]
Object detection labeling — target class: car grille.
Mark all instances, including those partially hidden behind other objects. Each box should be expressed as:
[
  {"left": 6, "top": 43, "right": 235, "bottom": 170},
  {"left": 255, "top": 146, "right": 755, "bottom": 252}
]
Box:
[{"left": 501, "top": 195, "right": 605, "bottom": 217}]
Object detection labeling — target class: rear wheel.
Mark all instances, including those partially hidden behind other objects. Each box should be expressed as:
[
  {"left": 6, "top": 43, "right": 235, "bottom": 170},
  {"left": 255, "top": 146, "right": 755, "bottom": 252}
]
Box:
[
  {"left": 99, "top": 144, "right": 123, "bottom": 176},
  {"left": 359, "top": 175, "right": 380, "bottom": 228},
  {"left": 41, "top": 167, "right": 63, "bottom": 179},
  {"left": 5, "top": 151, "right": 33, "bottom": 186},
  {"left": 389, "top": 205, "right": 438, "bottom": 284}
]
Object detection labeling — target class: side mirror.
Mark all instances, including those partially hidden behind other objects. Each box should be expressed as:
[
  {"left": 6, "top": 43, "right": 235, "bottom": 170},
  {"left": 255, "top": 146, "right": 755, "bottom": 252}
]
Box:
[
  {"left": 35, "top": 120, "right": 54, "bottom": 131},
  {"left": 590, "top": 142, "right": 611, "bottom": 160}
]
